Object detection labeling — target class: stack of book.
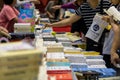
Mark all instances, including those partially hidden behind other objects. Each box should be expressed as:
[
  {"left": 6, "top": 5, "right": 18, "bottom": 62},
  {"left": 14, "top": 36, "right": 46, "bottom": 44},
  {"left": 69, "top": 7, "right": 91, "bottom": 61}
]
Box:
[
  {"left": 47, "top": 43, "right": 64, "bottom": 52},
  {"left": 0, "top": 42, "right": 43, "bottom": 80},
  {"left": 46, "top": 52, "right": 73, "bottom": 80},
  {"left": 65, "top": 53, "right": 116, "bottom": 77},
  {"left": 14, "top": 23, "right": 32, "bottom": 33}
]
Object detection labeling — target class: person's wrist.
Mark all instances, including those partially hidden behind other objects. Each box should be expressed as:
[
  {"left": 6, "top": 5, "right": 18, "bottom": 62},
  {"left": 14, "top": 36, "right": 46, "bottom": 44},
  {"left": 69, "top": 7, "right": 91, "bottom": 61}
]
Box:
[
  {"left": 111, "top": 50, "right": 116, "bottom": 55},
  {"left": 49, "top": 23, "right": 53, "bottom": 27},
  {"left": 110, "top": 23, "right": 116, "bottom": 26}
]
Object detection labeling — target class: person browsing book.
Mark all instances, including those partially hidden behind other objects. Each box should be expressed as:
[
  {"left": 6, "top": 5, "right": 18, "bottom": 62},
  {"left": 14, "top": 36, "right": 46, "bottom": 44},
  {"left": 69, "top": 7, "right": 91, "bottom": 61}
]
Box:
[
  {"left": 45, "top": 0, "right": 110, "bottom": 53},
  {"left": 0, "top": 0, "right": 20, "bottom": 32}
]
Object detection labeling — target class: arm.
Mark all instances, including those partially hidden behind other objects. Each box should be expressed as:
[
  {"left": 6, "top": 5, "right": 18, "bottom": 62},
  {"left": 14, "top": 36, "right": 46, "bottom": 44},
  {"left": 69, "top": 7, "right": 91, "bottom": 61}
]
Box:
[
  {"left": 0, "top": 26, "right": 8, "bottom": 33},
  {"left": 59, "top": 9, "right": 65, "bottom": 20},
  {"left": 30, "top": 0, "right": 40, "bottom": 4},
  {"left": 110, "top": 16, "right": 120, "bottom": 66},
  {"left": 52, "top": 5, "right": 62, "bottom": 10},
  {"left": 46, "top": 11, "right": 54, "bottom": 18},
  {"left": 61, "top": 2, "right": 76, "bottom": 9},
  {"left": 45, "top": 1, "right": 53, "bottom": 11},
  {"left": 0, "top": 26, "right": 11, "bottom": 38},
  {"left": 45, "top": 1, "right": 55, "bottom": 18},
  {"left": 52, "top": 2, "right": 76, "bottom": 10},
  {"left": 46, "top": 14, "right": 81, "bottom": 27}
]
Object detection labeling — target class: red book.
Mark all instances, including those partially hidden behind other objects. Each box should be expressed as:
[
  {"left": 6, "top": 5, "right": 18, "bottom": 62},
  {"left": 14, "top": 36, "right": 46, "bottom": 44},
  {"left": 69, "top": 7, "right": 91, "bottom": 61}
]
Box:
[
  {"left": 47, "top": 70, "right": 72, "bottom": 74},
  {"left": 48, "top": 73, "right": 73, "bottom": 80}
]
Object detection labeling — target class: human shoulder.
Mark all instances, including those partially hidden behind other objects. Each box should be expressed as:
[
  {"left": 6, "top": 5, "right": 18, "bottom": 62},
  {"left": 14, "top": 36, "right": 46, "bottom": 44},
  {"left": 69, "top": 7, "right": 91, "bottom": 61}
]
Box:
[
  {"left": 3, "top": 5, "right": 13, "bottom": 11},
  {"left": 79, "top": 2, "right": 90, "bottom": 9},
  {"left": 80, "top": 2, "right": 89, "bottom": 7}
]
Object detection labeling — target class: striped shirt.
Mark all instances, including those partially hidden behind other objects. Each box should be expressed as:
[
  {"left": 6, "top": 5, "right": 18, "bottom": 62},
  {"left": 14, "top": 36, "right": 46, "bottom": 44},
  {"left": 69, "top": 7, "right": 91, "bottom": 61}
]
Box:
[{"left": 75, "top": 0, "right": 110, "bottom": 29}]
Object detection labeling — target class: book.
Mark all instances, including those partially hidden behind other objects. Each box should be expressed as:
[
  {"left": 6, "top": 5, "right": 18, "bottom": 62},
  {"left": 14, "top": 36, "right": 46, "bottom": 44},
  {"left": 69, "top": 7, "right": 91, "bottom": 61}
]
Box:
[
  {"left": 47, "top": 62, "right": 70, "bottom": 66},
  {"left": 104, "top": 6, "right": 120, "bottom": 21},
  {"left": 48, "top": 73, "right": 73, "bottom": 80},
  {"left": 0, "top": 48, "right": 43, "bottom": 65}
]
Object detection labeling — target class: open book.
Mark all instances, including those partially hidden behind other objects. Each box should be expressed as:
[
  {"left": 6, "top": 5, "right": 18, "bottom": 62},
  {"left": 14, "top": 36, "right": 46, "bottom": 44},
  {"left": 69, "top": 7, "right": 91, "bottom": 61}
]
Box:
[{"left": 104, "top": 6, "right": 120, "bottom": 21}]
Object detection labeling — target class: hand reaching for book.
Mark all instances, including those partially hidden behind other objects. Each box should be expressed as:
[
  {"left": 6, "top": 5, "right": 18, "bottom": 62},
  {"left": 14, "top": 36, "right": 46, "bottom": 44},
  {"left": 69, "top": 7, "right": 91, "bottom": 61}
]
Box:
[
  {"left": 44, "top": 23, "right": 52, "bottom": 29},
  {"left": 0, "top": 27, "right": 11, "bottom": 38},
  {"left": 111, "top": 52, "right": 120, "bottom": 67},
  {"left": 52, "top": 5, "right": 61, "bottom": 10}
]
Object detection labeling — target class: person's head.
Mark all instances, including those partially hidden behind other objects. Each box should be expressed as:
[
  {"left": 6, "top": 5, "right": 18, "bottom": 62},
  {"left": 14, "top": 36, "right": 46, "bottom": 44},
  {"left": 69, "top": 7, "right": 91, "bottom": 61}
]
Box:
[
  {"left": 111, "top": 0, "right": 120, "bottom": 5},
  {"left": 3, "top": 0, "right": 16, "bottom": 6}
]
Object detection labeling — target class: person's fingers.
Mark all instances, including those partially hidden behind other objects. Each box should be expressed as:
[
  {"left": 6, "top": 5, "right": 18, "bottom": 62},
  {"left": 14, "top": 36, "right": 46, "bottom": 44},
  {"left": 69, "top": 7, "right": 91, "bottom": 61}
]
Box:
[
  {"left": 0, "top": 27, "right": 8, "bottom": 33},
  {"left": 109, "top": 16, "right": 114, "bottom": 24},
  {"left": 111, "top": 57, "right": 119, "bottom": 67},
  {"left": 113, "top": 61, "right": 117, "bottom": 67},
  {"left": 44, "top": 23, "right": 49, "bottom": 29},
  {"left": 0, "top": 27, "right": 11, "bottom": 38},
  {"left": 51, "top": 6, "right": 55, "bottom": 9},
  {"left": 102, "top": 16, "right": 109, "bottom": 22},
  {"left": 111, "top": 57, "right": 114, "bottom": 64}
]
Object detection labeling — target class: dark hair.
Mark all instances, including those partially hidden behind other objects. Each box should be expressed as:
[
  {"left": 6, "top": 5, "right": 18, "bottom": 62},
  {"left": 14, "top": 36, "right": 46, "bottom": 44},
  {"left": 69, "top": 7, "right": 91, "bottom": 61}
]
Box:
[{"left": 3, "top": 0, "right": 13, "bottom": 5}]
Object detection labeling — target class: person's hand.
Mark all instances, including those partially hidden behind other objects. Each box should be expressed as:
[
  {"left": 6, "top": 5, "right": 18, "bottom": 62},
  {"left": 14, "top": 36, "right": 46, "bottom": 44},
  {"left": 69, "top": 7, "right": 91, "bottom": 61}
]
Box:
[
  {"left": 0, "top": 27, "right": 8, "bottom": 33},
  {"left": 109, "top": 16, "right": 117, "bottom": 26},
  {"left": 49, "top": 15, "right": 55, "bottom": 19},
  {"left": 0, "top": 27, "right": 11, "bottom": 38},
  {"left": 111, "top": 52, "right": 119, "bottom": 67},
  {"left": 52, "top": 5, "right": 61, "bottom": 10},
  {"left": 44, "top": 23, "right": 52, "bottom": 29},
  {"left": 59, "top": 17, "right": 63, "bottom": 21},
  {"left": 72, "top": 32, "right": 80, "bottom": 36},
  {"left": 102, "top": 15, "right": 110, "bottom": 23}
]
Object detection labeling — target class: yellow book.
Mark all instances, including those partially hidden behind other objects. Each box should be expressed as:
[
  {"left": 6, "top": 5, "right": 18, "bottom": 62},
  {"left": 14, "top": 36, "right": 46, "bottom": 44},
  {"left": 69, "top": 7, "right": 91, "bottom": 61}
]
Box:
[
  {"left": 81, "top": 51, "right": 100, "bottom": 55},
  {"left": 47, "top": 43, "right": 63, "bottom": 52}
]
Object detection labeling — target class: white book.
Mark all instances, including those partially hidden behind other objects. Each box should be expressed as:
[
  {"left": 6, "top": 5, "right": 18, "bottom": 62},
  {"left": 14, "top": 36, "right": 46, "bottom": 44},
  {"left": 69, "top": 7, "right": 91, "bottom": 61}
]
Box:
[{"left": 104, "top": 6, "right": 120, "bottom": 21}]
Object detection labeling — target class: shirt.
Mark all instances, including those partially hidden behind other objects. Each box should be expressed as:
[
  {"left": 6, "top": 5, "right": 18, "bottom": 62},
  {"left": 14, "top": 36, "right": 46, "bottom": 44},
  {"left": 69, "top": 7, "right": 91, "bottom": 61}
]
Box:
[
  {"left": 61, "top": 1, "right": 76, "bottom": 9},
  {"left": 0, "top": 5, "right": 19, "bottom": 32},
  {"left": 75, "top": 0, "right": 110, "bottom": 29}
]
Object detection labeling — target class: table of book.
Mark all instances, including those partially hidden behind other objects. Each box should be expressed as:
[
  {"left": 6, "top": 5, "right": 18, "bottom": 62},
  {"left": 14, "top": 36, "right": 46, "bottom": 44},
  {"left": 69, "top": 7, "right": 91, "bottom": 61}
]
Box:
[
  {"left": 34, "top": 21, "right": 120, "bottom": 80},
  {"left": 0, "top": 17, "right": 120, "bottom": 80}
]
